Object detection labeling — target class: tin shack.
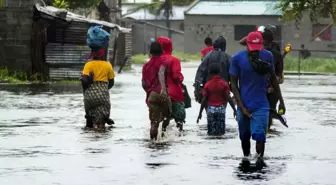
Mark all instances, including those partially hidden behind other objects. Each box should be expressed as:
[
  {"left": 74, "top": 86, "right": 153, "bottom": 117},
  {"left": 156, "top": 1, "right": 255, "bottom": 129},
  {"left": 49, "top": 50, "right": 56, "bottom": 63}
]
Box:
[{"left": 32, "top": 3, "right": 131, "bottom": 80}]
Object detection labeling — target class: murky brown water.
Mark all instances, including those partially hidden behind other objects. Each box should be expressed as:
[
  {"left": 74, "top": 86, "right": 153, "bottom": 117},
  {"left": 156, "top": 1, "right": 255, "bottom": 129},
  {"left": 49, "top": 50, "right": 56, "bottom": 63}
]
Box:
[{"left": 1, "top": 63, "right": 336, "bottom": 185}]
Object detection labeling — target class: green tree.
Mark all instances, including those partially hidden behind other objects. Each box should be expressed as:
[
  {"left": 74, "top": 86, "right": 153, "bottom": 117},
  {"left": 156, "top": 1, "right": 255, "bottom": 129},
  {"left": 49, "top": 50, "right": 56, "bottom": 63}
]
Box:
[
  {"left": 52, "top": 0, "right": 69, "bottom": 8},
  {"left": 125, "top": 0, "right": 195, "bottom": 38},
  {"left": 48, "top": 0, "right": 100, "bottom": 9},
  {"left": 278, "top": 0, "right": 336, "bottom": 24}
]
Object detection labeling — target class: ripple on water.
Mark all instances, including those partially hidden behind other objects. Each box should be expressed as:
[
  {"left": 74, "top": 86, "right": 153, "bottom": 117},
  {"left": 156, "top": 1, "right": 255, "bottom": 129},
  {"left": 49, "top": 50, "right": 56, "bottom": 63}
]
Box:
[
  {"left": 1, "top": 72, "right": 336, "bottom": 184},
  {"left": 0, "top": 148, "right": 64, "bottom": 158}
]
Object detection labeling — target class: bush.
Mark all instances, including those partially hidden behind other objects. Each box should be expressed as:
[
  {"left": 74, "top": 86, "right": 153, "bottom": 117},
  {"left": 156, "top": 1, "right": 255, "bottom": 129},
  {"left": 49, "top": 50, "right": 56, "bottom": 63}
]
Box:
[
  {"left": 131, "top": 52, "right": 201, "bottom": 64},
  {"left": 0, "top": 68, "right": 27, "bottom": 83},
  {"left": 284, "top": 55, "right": 336, "bottom": 73}
]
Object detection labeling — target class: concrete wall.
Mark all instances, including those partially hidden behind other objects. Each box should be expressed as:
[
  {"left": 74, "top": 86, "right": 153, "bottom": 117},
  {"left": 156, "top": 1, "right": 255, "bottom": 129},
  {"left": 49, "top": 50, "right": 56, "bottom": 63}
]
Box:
[
  {"left": 184, "top": 15, "right": 280, "bottom": 55},
  {"left": 282, "top": 14, "right": 336, "bottom": 58},
  {"left": 0, "top": 0, "right": 34, "bottom": 74},
  {"left": 130, "top": 20, "right": 184, "bottom": 54},
  {"left": 184, "top": 14, "right": 336, "bottom": 57}
]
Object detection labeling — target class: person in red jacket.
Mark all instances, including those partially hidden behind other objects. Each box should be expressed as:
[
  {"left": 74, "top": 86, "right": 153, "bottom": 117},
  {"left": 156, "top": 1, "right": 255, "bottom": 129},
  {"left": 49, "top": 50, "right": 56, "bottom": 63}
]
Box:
[
  {"left": 200, "top": 37, "right": 214, "bottom": 59},
  {"left": 157, "top": 36, "right": 186, "bottom": 132}
]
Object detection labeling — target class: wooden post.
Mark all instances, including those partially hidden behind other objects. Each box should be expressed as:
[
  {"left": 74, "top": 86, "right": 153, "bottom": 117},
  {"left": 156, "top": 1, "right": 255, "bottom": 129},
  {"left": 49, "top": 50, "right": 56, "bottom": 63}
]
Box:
[{"left": 111, "top": 36, "right": 118, "bottom": 66}]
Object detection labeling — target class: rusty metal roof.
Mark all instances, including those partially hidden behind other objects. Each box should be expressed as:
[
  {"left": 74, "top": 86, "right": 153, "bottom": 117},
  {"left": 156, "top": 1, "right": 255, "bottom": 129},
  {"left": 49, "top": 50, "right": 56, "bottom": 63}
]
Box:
[
  {"left": 35, "top": 4, "right": 131, "bottom": 33},
  {"left": 185, "top": 0, "right": 281, "bottom": 16}
]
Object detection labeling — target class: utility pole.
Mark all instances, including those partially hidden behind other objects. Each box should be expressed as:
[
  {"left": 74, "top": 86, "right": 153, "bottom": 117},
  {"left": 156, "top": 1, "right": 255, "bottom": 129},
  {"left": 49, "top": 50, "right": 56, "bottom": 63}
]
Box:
[
  {"left": 104, "top": 0, "right": 121, "bottom": 24},
  {"left": 103, "top": 0, "right": 123, "bottom": 66}
]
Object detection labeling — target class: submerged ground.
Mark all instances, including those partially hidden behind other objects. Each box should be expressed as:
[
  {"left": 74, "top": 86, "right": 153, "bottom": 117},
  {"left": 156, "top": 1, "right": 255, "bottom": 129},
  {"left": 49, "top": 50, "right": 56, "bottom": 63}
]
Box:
[{"left": 0, "top": 63, "right": 335, "bottom": 185}]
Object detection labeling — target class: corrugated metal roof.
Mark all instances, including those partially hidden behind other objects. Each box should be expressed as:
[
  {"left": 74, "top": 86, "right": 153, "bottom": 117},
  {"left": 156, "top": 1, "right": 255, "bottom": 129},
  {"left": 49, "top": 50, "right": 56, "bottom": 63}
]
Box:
[
  {"left": 122, "top": 5, "right": 188, "bottom": 20},
  {"left": 35, "top": 4, "right": 131, "bottom": 33},
  {"left": 185, "top": 0, "right": 281, "bottom": 16}
]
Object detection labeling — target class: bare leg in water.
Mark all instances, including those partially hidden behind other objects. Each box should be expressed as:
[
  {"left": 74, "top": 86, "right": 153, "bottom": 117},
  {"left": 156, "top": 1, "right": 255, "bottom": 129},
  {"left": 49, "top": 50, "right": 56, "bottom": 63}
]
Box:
[
  {"left": 162, "top": 118, "right": 170, "bottom": 137},
  {"left": 256, "top": 142, "right": 265, "bottom": 157},
  {"left": 95, "top": 118, "right": 106, "bottom": 130},
  {"left": 150, "top": 122, "right": 159, "bottom": 140}
]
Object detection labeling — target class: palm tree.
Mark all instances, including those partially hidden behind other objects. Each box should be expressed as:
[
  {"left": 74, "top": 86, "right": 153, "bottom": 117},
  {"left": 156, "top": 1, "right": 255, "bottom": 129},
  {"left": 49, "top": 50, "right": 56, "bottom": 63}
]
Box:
[{"left": 125, "top": 0, "right": 195, "bottom": 38}]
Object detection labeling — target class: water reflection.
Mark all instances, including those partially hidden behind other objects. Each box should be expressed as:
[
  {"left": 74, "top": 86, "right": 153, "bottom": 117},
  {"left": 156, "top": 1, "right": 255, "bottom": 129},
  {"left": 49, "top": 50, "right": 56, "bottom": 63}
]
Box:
[{"left": 235, "top": 161, "right": 286, "bottom": 181}]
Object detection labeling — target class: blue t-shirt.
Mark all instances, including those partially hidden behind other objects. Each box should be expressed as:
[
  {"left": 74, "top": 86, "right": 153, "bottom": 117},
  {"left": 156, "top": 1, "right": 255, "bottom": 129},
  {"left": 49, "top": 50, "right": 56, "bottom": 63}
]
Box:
[{"left": 229, "top": 49, "right": 274, "bottom": 111}]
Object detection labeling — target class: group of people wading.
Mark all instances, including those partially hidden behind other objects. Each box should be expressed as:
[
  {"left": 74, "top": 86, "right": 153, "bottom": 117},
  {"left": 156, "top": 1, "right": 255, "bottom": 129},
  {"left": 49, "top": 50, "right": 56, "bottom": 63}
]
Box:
[{"left": 81, "top": 24, "right": 291, "bottom": 166}]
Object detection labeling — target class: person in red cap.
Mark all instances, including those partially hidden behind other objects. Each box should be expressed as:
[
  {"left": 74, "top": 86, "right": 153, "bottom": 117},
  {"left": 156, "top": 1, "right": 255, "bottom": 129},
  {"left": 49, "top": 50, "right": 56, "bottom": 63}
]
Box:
[
  {"left": 229, "top": 31, "right": 286, "bottom": 167},
  {"left": 238, "top": 25, "right": 265, "bottom": 45},
  {"left": 239, "top": 25, "right": 291, "bottom": 72},
  {"left": 157, "top": 36, "right": 186, "bottom": 132}
]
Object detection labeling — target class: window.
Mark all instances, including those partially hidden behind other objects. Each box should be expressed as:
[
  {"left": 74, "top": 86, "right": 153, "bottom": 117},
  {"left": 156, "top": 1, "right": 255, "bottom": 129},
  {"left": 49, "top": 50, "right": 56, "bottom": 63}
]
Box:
[
  {"left": 234, "top": 25, "right": 257, "bottom": 41},
  {"left": 312, "top": 24, "right": 332, "bottom": 41}
]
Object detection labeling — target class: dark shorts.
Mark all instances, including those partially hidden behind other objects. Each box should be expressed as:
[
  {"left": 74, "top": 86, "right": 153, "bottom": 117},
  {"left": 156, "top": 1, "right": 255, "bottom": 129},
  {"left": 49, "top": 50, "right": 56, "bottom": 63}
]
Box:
[
  {"left": 237, "top": 108, "right": 269, "bottom": 142},
  {"left": 147, "top": 92, "right": 171, "bottom": 128}
]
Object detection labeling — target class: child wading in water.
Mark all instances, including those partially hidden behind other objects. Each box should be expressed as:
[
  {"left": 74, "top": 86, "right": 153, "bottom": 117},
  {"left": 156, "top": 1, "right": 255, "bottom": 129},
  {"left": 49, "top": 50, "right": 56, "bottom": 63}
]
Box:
[{"left": 197, "top": 63, "right": 237, "bottom": 135}]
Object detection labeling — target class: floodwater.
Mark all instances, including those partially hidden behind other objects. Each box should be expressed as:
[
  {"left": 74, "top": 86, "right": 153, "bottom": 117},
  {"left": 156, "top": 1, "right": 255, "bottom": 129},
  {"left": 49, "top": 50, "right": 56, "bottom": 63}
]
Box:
[{"left": 0, "top": 63, "right": 336, "bottom": 185}]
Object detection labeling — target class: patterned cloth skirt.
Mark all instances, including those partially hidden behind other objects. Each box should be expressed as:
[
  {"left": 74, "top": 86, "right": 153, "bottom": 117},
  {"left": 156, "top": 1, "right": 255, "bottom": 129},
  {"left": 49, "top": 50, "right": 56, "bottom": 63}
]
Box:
[
  {"left": 207, "top": 105, "right": 226, "bottom": 136},
  {"left": 84, "top": 82, "right": 110, "bottom": 125}
]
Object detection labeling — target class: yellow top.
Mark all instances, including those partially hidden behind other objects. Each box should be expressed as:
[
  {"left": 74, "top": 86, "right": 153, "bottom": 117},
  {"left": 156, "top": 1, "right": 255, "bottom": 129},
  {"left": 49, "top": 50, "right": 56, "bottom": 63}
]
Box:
[{"left": 82, "top": 60, "right": 115, "bottom": 82}]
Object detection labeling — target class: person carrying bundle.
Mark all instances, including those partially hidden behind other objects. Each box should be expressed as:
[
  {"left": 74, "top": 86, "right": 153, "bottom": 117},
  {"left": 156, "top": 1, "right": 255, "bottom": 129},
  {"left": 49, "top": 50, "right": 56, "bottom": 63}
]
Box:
[{"left": 81, "top": 26, "right": 116, "bottom": 130}]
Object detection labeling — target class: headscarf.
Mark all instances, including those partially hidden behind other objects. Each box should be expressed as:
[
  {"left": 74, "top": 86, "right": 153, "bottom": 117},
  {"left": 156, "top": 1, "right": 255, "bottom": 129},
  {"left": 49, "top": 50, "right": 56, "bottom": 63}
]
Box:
[{"left": 87, "top": 48, "right": 105, "bottom": 60}]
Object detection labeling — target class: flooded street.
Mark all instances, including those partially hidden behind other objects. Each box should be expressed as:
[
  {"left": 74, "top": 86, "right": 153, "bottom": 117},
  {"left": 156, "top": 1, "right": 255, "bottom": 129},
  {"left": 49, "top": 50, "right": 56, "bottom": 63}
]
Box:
[{"left": 1, "top": 63, "right": 336, "bottom": 185}]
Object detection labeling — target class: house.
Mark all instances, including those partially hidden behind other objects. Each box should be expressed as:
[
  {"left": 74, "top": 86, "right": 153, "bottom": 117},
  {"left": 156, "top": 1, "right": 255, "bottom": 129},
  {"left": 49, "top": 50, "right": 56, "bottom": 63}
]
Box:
[
  {"left": 0, "top": 0, "right": 36, "bottom": 75},
  {"left": 184, "top": 0, "right": 336, "bottom": 57},
  {"left": 77, "top": 1, "right": 188, "bottom": 55},
  {"left": 0, "top": 0, "right": 130, "bottom": 80},
  {"left": 33, "top": 4, "right": 130, "bottom": 79},
  {"left": 122, "top": 4, "right": 188, "bottom": 54}
]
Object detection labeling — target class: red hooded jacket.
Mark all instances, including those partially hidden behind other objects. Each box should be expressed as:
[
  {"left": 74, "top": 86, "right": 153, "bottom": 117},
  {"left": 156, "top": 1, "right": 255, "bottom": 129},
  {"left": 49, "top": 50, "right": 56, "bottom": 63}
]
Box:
[{"left": 157, "top": 36, "right": 184, "bottom": 102}]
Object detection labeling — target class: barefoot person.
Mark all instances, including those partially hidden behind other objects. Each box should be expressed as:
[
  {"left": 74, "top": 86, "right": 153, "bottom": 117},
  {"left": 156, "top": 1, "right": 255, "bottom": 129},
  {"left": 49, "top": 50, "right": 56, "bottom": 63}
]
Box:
[
  {"left": 230, "top": 31, "right": 286, "bottom": 166},
  {"left": 81, "top": 26, "right": 116, "bottom": 130},
  {"left": 157, "top": 36, "right": 186, "bottom": 132},
  {"left": 262, "top": 30, "right": 284, "bottom": 132},
  {"left": 239, "top": 24, "right": 291, "bottom": 62},
  {"left": 197, "top": 63, "right": 237, "bottom": 136},
  {"left": 194, "top": 36, "right": 231, "bottom": 104},
  {"left": 142, "top": 42, "right": 171, "bottom": 140}
]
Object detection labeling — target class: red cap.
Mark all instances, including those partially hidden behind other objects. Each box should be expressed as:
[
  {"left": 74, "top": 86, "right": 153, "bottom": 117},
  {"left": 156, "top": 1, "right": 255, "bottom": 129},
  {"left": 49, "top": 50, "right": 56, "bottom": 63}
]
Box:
[{"left": 247, "top": 31, "right": 263, "bottom": 51}]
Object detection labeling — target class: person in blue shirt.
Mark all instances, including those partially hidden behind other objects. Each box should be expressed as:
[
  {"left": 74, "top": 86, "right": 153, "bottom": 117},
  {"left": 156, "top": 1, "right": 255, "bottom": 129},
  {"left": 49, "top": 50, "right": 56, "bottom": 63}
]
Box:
[{"left": 229, "top": 31, "right": 286, "bottom": 167}]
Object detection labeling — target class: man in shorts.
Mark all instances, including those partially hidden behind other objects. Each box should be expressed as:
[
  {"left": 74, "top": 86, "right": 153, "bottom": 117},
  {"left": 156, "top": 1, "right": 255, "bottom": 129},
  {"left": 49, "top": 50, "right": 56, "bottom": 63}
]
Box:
[{"left": 230, "top": 31, "right": 286, "bottom": 167}]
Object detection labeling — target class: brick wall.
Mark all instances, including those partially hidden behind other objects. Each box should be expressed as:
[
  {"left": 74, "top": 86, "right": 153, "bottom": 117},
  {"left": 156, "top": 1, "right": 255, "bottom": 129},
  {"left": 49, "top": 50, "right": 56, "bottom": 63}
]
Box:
[{"left": 0, "top": 0, "right": 34, "bottom": 75}]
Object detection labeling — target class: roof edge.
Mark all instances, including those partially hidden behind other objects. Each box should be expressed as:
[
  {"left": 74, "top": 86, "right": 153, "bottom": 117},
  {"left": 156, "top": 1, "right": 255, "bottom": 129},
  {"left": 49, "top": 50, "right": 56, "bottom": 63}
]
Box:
[
  {"left": 184, "top": 0, "right": 201, "bottom": 15},
  {"left": 184, "top": 0, "right": 281, "bottom": 16},
  {"left": 34, "top": 4, "right": 131, "bottom": 33}
]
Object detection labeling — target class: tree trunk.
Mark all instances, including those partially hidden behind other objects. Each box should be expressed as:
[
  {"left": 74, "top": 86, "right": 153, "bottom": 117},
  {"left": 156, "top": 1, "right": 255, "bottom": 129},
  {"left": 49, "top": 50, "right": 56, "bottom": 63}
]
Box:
[
  {"left": 166, "top": 13, "right": 171, "bottom": 38},
  {"left": 164, "top": 0, "right": 172, "bottom": 38}
]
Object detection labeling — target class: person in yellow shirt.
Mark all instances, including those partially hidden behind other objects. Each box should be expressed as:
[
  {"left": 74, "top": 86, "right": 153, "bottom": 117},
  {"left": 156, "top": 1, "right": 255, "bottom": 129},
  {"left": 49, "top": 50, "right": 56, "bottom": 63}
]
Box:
[{"left": 81, "top": 47, "right": 116, "bottom": 129}]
